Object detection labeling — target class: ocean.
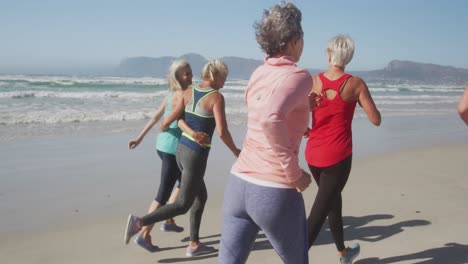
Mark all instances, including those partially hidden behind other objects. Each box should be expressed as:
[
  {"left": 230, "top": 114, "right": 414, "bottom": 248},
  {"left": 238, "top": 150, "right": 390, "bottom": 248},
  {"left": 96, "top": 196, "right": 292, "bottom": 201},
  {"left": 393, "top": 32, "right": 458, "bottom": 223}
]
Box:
[{"left": 0, "top": 74, "right": 466, "bottom": 145}]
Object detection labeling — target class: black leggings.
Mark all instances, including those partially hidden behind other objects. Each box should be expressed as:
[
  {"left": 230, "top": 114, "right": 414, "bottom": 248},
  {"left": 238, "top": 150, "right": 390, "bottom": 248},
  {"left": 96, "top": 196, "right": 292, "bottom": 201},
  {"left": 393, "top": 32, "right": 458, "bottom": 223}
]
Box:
[
  {"left": 141, "top": 144, "right": 208, "bottom": 242},
  {"left": 156, "top": 150, "right": 181, "bottom": 205},
  {"left": 307, "top": 154, "right": 352, "bottom": 252}
]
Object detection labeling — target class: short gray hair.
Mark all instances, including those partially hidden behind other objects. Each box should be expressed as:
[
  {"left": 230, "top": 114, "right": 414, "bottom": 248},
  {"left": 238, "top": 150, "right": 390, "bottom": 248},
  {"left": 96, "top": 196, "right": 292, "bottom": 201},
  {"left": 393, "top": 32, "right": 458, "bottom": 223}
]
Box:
[
  {"left": 326, "top": 35, "right": 355, "bottom": 68},
  {"left": 201, "top": 59, "right": 228, "bottom": 83},
  {"left": 167, "top": 59, "right": 191, "bottom": 91},
  {"left": 254, "top": 2, "right": 303, "bottom": 56}
]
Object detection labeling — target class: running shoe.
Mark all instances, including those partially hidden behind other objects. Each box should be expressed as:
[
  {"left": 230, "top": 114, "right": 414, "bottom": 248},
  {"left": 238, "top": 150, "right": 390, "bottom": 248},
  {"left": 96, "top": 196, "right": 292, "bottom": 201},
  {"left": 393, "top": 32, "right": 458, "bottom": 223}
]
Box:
[
  {"left": 160, "top": 222, "right": 184, "bottom": 233},
  {"left": 186, "top": 243, "right": 216, "bottom": 257},
  {"left": 124, "top": 214, "right": 141, "bottom": 245},
  {"left": 134, "top": 234, "right": 160, "bottom": 252},
  {"left": 340, "top": 243, "right": 360, "bottom": 264}
]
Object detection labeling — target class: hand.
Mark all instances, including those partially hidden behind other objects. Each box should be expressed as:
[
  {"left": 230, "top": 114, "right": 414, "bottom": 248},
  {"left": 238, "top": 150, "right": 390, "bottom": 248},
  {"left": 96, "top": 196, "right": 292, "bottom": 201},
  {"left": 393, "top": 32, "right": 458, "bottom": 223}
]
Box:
[
  {"left": 129, "top": 139, "right": 141, "bottom": 149},
  {"left": 303, "top": 127, "right": 310, "bottom": 138},
  {"left": 192, "top": 131, "right": 211, "bottom": 146},
  {"left": 309, "top": 91, "right": 323, "bottom": 109},
  {"left": 294, "top": 170, "right": 312, "bottom": 192}
]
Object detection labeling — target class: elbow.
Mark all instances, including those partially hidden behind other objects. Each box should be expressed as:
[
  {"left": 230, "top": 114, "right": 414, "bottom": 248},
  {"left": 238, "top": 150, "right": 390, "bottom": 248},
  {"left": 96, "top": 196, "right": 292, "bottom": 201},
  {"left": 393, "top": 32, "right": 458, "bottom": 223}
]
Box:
[
  {"left": 371, "top": 112, "right": 382, "bottom": 127},
  {"left": 458, "top": 104, "right": 467, "bottom": 116},
  {"left": 259, "top": 115, "right": 277, "bottom": 131}
]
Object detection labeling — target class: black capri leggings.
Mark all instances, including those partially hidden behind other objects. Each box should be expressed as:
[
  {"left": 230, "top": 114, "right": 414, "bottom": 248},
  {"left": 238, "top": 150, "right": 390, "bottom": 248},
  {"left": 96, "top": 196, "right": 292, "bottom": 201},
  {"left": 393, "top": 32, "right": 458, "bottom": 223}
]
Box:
[
  {"left": 155, "top": 150, "right": 182, "bottom": 205},
  {"left": 307, "top": 154, "right": 352, "bottom": 252}
]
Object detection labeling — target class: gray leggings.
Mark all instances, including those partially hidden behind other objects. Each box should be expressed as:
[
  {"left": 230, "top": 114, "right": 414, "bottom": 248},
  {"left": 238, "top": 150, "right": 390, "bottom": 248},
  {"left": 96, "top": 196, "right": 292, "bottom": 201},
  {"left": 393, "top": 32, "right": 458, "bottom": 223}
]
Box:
[
  {"left": 140, "top": 144, "right": 208, "bottom": 242},
  {"left": 219, "top": 174, "right": 308, "bottom": 264}
]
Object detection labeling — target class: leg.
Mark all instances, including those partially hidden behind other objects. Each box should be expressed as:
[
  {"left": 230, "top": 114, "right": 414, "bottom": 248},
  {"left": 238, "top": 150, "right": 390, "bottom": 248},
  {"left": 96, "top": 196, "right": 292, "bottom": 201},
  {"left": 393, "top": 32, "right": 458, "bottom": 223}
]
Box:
[
  {"left": 141, "top": 151, "right": 180, "bottom": 237},
  {"left": 307, "top": 155, "right": 352, "bottom": 251},
  {"left": 219, "top": 175, "right": 260, "bottom": 264},
  {"left": 252, "top": 187, "right": 308, "bottom": 264},
  {"left": 326, "top": 155, "right": 352, "bottom": 252},
  {"left": 139, "top": 145, "right": 207, "bottom": 227},
  {"left": 189, "top": 180, "right": 208, "bottom": 243}
]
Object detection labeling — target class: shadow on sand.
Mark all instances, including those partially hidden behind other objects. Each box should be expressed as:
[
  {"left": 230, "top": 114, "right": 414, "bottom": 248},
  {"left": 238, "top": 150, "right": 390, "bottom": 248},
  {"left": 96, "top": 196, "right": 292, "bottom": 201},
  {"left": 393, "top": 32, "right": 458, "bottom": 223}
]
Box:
[
  {"left": 315, "top": 214, "right": 430, "bottom": 245},
  {"left": 158, "top": 234, "right": 220, "bottom": 263},
  {"left": 355, "top": 243, "right": 468, "bottom": 264},
  {"left": 157, "top": 214, "right": 436, "bottom": 263},
  {"left": 251, "top": 214, "right": 431, "bottom": 252}
]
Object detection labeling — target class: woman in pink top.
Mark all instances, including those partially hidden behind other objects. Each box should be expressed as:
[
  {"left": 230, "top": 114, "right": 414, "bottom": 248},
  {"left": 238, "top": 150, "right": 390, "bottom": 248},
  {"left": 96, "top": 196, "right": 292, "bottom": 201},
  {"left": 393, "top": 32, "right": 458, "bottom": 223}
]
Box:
[
  {"left": 218, "top": 3, "right": 312, "bottom": 264},
  {"left": 305, "top": 35, "right": 381, "bottom": 264}
]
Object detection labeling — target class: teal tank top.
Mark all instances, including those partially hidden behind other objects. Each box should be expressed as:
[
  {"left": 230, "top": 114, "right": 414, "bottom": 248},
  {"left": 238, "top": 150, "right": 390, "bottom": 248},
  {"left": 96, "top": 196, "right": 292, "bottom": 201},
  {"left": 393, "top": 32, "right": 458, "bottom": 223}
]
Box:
[{"left": 156, "top": 92, "right": 182, "bottom": 155}]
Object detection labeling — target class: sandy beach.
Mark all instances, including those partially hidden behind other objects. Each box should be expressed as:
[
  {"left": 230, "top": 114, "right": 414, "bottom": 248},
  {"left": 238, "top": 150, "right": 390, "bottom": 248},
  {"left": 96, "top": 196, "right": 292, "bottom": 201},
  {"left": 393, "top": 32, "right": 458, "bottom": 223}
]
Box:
[{"left": 0, "top": 118, "right": 467, "bottom": 264}]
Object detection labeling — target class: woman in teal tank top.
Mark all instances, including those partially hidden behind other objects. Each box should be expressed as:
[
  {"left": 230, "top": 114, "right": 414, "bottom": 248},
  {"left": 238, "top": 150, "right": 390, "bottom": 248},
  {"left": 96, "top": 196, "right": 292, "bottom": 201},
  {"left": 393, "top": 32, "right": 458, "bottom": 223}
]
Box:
[{"left": 127, "top": 59, "right": 194, "bottom": 251}]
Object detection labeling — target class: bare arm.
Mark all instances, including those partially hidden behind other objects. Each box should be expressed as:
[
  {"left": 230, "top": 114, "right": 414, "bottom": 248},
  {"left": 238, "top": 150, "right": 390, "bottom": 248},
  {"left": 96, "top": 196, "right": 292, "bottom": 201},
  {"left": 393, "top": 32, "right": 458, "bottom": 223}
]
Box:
[
  {"left": 212, "top": 94, "right": 241, "bottom": 157},
  {"left": 177, "top": 118, "right": 211, "bottom": 146},
  {"left": 159, "top": 91, "right": 185, "bottom": 131},
  {"left": 129, "top": 98, "right": 166, "bottom": 149},
  {"left": 458, "top": 87, "right": 468, "bottom": 125},
  {"left": 357, "top": 78, "right": 381, "bottom": 126}
]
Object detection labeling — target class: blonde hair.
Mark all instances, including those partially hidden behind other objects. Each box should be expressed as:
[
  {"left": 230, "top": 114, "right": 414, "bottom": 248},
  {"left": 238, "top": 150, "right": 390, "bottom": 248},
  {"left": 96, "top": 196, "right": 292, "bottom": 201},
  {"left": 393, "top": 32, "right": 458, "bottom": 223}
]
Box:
[
  {"left": 326, "top": 35, "right": 355, "bottom": 68},
  {"left": 201, "top": 59, "right": 228, "bottom": 83},
  {"left": 167, "top": 59, "right": 191, "bottom": 91}
]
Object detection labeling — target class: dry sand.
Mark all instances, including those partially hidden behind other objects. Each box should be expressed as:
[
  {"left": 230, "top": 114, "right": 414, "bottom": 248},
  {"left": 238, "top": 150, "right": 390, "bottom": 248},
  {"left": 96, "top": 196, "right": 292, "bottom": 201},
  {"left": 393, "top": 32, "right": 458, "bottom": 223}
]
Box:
[{"left": 0, "top": 131, "right": 467, "bottom": 263}]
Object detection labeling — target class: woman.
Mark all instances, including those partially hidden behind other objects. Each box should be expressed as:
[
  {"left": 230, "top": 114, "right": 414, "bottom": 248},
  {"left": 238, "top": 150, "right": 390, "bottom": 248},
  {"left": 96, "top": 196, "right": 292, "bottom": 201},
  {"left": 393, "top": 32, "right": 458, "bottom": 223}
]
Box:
[
  {"left": 305, "top": 35, "right": 381, "bottom": 264},
  {"left": 127, "top": 59, "right": 192, "bottom": 251},
  {"left": 125, "top": 59, "right": 240, "bottom": 257},
  {"left": 218, "top": 2, "right": 312, "bottom": 264}
]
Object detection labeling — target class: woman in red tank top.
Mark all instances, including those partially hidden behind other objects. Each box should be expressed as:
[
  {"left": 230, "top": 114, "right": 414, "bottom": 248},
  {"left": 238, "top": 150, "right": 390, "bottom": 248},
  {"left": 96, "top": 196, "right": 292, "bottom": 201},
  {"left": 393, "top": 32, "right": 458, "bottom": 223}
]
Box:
[{"left": 305, "top": 35, "right": 381, "bottom": 264}]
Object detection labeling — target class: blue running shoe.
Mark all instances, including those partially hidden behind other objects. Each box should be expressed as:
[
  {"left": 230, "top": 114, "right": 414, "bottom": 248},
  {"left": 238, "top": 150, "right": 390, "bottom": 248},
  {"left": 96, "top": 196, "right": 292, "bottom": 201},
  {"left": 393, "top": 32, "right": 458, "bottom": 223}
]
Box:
[
  {"left": 134, "top": 235, "right": 160, "bottom": 252},
  {"left": 186, "top": 243, "right": 216, "bottom": 257},
  {"left": 160, "top": 222, "right": 184, "bottom": 233},
  {"left": 340, "top": 243, "right": 360, "bottom": 264},
  {"left": 124, "top": 214, "right": 141, "bottom": 245}
]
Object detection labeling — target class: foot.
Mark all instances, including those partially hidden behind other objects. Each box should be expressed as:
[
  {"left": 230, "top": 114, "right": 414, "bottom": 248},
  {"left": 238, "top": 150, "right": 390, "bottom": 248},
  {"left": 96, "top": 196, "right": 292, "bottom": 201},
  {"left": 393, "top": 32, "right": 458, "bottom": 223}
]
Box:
[
  {"left": 134, "top": 234, "right": 160, "bottom": 252},
  {"left": 340, "top": 243, "right": 360, "bottom": 264},
  {"left": 160, "top": 222, "right": 184, "bottom": 233},
  {"left": 124, "top": 214, "right": 141, "bottom": 245},
  {"left": 186, "top": 243, "right": 216, "bottom": 257}
]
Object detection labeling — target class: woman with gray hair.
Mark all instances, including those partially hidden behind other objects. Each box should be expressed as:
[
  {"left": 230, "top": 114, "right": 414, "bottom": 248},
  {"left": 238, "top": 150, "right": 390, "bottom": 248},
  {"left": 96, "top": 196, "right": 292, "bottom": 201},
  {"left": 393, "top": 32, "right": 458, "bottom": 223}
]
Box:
[
  {"left": 304, "top": 35, "right": 381, "bottom": 264},
  {"left": 218, "top": 2, "right": 312, "bottom": 263}
]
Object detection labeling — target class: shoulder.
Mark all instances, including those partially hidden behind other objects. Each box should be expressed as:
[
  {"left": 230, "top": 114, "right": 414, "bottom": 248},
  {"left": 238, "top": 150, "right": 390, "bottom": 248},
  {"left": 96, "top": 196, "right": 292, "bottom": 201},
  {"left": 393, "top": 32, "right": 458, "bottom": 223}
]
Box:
[
  {"left": 348, "top": 75, "right": 365, "bottom": 85},
  {"left": 211, "top": 90, "right": 224, "bottom": 101},
  {"left": 172, "top": 90, "right": 184, "bottom": 98},
  {"left": 347, "top": 75, "right": 367, "bottom": 90},
  {"left": 285, "top": 68, "right": 312, "bottom": 85}
]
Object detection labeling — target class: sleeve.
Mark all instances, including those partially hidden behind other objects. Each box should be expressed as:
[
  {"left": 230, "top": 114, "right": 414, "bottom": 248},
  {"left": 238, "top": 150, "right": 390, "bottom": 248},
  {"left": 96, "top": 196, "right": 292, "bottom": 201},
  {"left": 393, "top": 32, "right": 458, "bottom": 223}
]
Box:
[{"left": 259, "top": 71, "right": 312, "bottom": 183}]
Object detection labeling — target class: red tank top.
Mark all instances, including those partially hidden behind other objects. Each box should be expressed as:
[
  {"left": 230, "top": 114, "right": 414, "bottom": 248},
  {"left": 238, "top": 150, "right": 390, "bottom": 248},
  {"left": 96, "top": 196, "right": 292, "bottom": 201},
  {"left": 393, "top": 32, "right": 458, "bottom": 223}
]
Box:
[{"left": 305, "top": 73, "right": 356, "bottom": 167}]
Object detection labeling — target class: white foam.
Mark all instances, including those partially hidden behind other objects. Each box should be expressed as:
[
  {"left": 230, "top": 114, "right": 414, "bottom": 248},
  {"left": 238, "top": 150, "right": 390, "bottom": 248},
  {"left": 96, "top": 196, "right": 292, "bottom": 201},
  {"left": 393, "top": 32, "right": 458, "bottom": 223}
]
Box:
[
  {"left": 0, "top": 75, "right": 168, "bottom": 86},
  {"left": 0, "top": 90, "right": 168, "bottom": 99}
]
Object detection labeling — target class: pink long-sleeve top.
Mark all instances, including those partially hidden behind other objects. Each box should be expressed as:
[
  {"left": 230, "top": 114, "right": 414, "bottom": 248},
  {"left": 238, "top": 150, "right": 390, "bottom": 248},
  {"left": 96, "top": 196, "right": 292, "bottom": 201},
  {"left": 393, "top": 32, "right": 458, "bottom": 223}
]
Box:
[{"left": 231, "top": 56, "right": 311, "bottom": 187}]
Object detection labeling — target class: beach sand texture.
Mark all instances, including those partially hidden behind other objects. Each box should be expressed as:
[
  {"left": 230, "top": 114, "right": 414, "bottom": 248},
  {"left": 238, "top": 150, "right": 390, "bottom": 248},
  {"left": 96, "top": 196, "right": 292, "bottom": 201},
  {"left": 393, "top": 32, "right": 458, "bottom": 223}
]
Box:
[{"left": 0, "top": 122, "right": 467, "bottom": 263}]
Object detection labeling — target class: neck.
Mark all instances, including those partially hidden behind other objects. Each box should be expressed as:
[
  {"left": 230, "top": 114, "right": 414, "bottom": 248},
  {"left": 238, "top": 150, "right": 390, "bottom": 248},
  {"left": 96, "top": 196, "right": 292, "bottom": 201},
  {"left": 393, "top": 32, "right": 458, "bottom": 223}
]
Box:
[
  {"left": 199, "top": 80, "right": 216, "bottom": 89},
  {"left": 327, "top": 65, "right": 345, "bottom": 74}
]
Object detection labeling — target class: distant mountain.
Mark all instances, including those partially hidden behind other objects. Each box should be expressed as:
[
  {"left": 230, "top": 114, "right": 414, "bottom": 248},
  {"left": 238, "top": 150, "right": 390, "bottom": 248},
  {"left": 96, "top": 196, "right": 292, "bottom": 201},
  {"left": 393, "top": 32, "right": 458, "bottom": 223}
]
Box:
[
  {"left": 115, "top": 55, "right": 468, "bottom": 84},
  {"left": 354, "top": 60, "right": 468, "bottom": 84},
  {"left": 114, "top": 53, "right": 262, "bottom": 79}
]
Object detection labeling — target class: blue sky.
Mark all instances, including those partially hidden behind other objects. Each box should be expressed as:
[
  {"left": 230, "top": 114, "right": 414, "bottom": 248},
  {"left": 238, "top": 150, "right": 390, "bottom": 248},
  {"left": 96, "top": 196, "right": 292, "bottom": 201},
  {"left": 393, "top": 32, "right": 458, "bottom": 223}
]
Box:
[{"left": 1, "top": 0, "right": 467, "bottom": 74}]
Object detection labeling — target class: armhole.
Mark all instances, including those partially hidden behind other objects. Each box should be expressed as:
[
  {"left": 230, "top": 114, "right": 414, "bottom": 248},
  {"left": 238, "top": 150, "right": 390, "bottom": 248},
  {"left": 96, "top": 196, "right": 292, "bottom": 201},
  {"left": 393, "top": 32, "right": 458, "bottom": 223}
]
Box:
[{"left": 338, "top": 76, "right": 352, "bottom": 94}]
